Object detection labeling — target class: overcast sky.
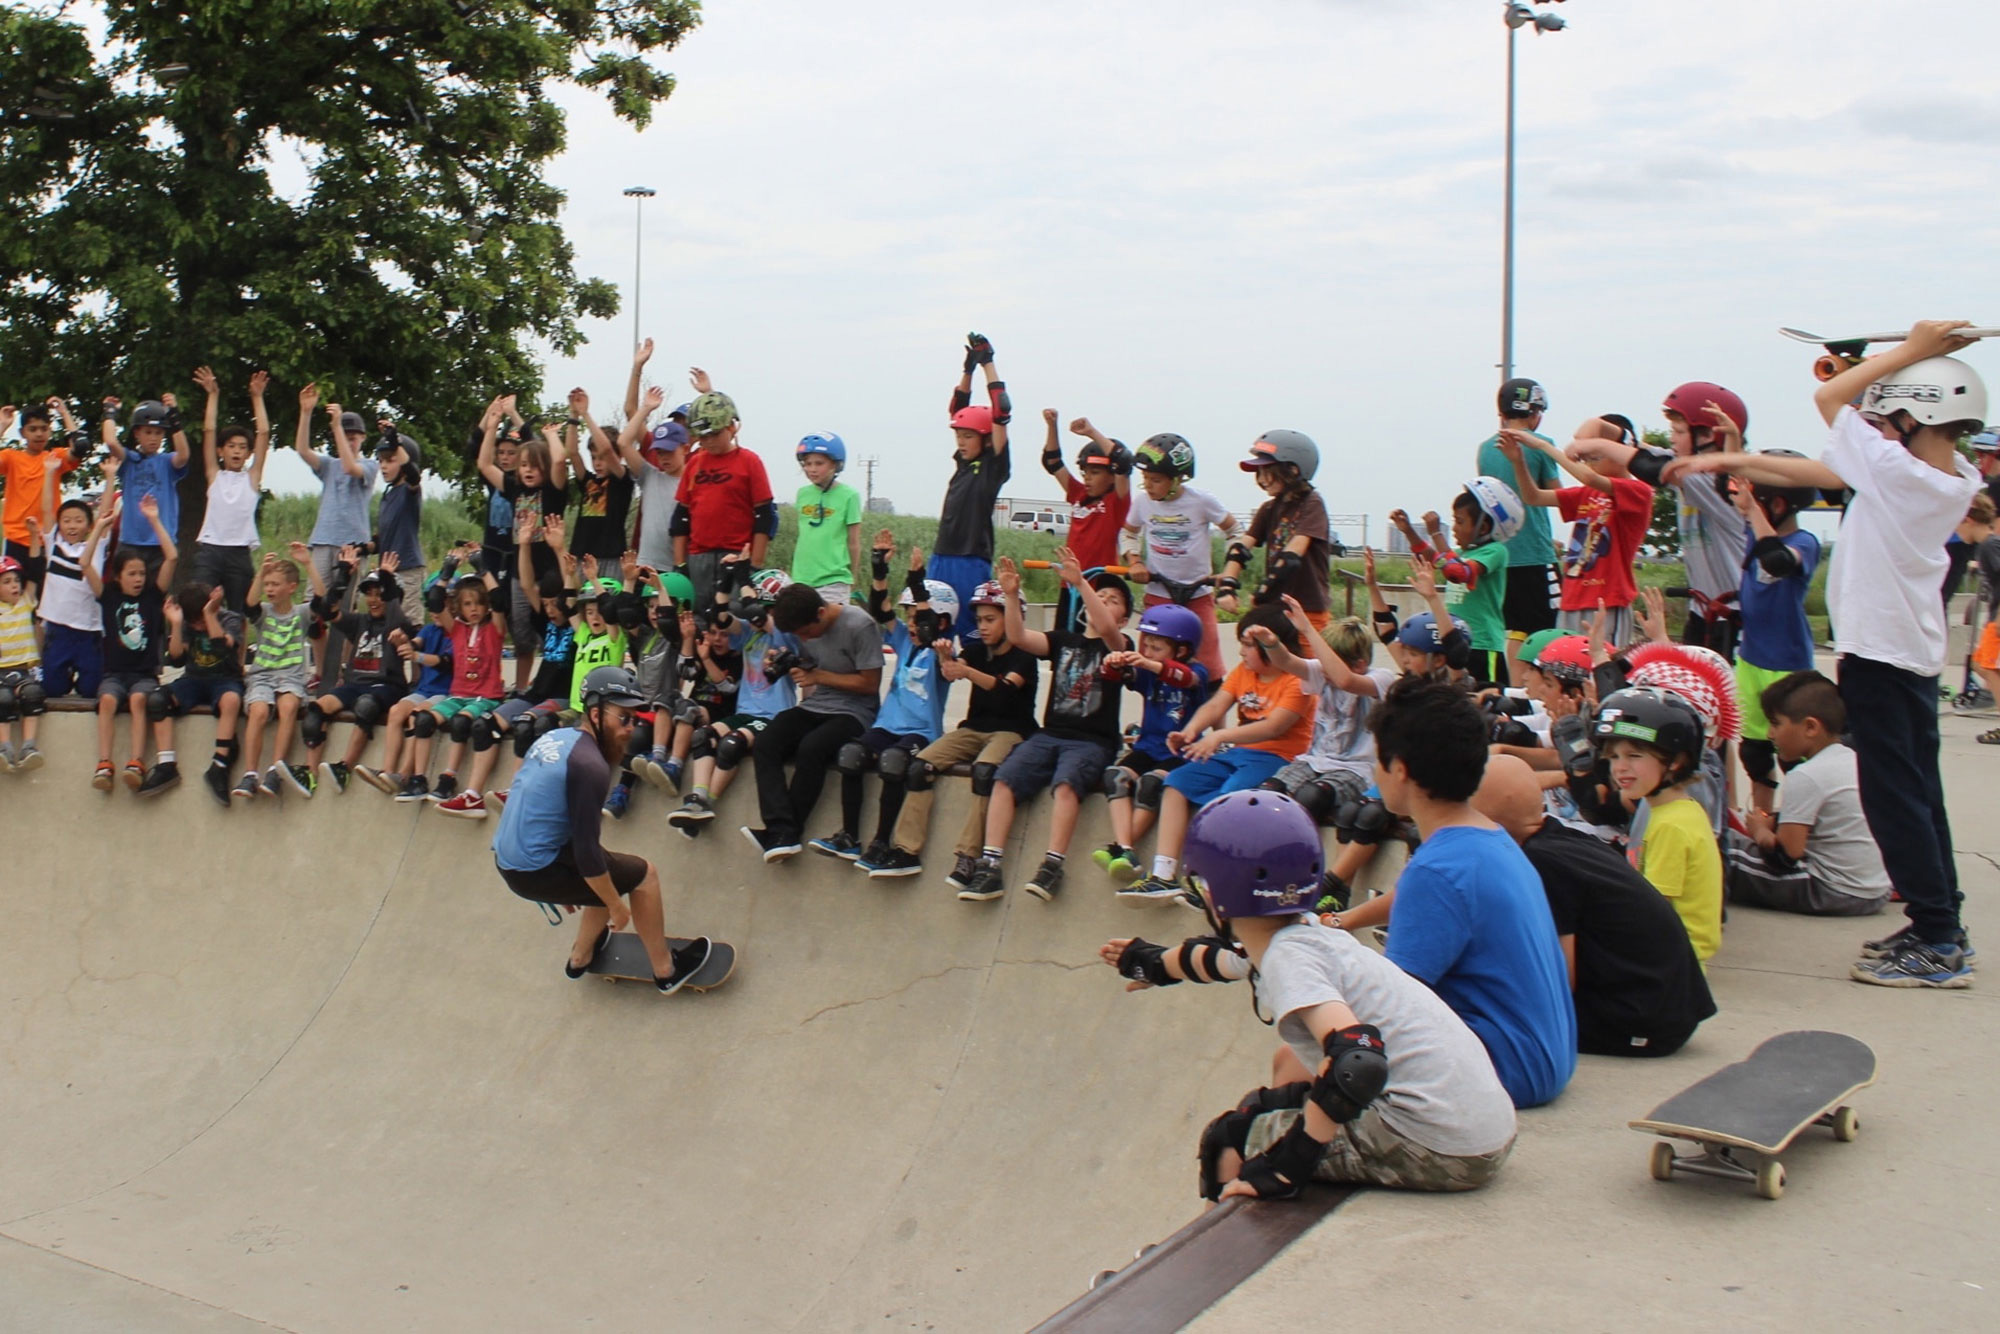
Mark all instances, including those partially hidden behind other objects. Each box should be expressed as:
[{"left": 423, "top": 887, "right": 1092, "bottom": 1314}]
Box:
[{"left": 270, "top": 0, "right": 2000, "bottom": 537}]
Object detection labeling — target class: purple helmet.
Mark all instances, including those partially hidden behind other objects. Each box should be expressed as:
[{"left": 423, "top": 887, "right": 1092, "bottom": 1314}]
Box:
[
  {"left": 1136, "top": 602, "right": 1203, "bottom": 648},
  {"left": 1184, "top": 791, "right": 1325, "bottom": 920}
]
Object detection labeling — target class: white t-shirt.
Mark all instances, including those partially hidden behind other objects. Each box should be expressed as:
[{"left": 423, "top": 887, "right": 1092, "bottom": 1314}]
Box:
[
  {"left": 1125, "top": 485, "right": 1231, "bottom": 590},
  {"left": 40, "top": 533, "right": 104, "bottom": 632},
  {"left": 1778, "top": 742, "right": 1890, "bottom": 899},
  {"left": 1297, "top": 659, "right": 1398, "bottom": 779},
  {"left": 634, "top": 459, "right": 681, "bottom": 571},
  {"left": 1822, "top": 406, "right": 1980, "bottom": 675},
  {"left": 1257, "top": 921, "right": 1517, "bottom": 1157},
  {"left": 198, "top": 468, "right": 261, "bottom": 547}
]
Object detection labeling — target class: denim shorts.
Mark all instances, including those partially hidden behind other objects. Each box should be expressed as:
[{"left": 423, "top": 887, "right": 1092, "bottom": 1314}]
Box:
[{"left": 994, "top": 730, "right": 1116, "bottom": 800}]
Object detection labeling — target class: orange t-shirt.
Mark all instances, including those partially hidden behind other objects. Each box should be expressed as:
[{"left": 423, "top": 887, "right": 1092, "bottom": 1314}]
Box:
[
  {"left": 1219, "top": 663, "right": 1316, "bottom": 757},
  {"left": 0, "top": 447, "right": 79, "bottom": 545}
]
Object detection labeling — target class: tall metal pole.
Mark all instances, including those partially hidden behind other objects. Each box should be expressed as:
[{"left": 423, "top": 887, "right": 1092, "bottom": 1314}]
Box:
[
  {"left": 622, "top": 186, "right": 656, "bottom": 350},
  {"left": 1501, "top": 21, "right": 1517, "bottom": 384}
]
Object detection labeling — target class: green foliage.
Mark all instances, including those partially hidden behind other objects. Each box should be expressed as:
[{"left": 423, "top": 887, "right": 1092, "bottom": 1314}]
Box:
[
  {"left": 0, "top": 0, "right": 701, "bottom": 520},
  {"left": 1640, "top": 427, "right": 1680, "bottom": 559}
]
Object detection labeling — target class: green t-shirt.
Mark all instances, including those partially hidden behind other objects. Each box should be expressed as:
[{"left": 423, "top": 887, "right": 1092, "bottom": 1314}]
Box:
[
  {"left": 1474, "top": 432, "right": 1558, "bottom": 567},
  {"left": 568, "top": 625, "right": 628, "bottom": 711},
  {"left": 792, "top": 481, "right": 862, "bottom": 587},
  {"left": 1441, "top": 539, "right": 1509, "bottom": 652}
]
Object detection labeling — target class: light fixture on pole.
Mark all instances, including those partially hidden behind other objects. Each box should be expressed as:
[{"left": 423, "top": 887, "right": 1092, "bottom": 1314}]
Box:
[
  {"left": 1500, "top": 2, "right": 1567, "bottom": 384},
  {"left": 622, "top": 185, "right": 657, "bottom": 350}
]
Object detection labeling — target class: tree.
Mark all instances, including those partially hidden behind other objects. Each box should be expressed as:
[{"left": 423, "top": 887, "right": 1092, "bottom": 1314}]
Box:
[
  {"left": 0, "top": 0, "right": 700, "bottom": 531},
  {"left": 1640, "top": 427, "right": 1680, "bottom": 559}
]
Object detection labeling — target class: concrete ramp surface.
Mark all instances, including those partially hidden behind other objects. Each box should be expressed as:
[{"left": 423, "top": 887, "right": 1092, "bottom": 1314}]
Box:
[{"left": 2, "top": 712, "right": 1283, "bottom": 1332}]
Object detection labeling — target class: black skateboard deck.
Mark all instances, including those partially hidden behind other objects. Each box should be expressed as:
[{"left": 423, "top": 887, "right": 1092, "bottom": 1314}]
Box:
[
  {"left": 587, "top": 933, "right": 736, "bottom": 992},
  {"left": 1629, "top": 1029, "right": 1875, "bottom": 1199}
]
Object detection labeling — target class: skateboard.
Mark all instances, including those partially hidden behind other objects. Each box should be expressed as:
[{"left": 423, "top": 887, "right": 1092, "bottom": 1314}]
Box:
[
  {"left": 1629, "top": 1029, "right": 1875, "bottom": 1200},
  {"left": 1779, "top": 326, "right": 2000, "bottom": 382},
  {"left": 586, "top": 933, "right": 737, "bottom": 992}
]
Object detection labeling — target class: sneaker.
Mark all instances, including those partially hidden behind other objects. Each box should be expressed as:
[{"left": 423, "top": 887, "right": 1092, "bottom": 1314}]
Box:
[
  {"left": 810, "top": 830, "right": 864, "bottom": 860},
  {"left": 490, "top": 788, "right": 509, "bottom": 808},
  {"left": 855, "top": 839, "right": 893, "bottom": 872},
  {"left": 204, "top": 761, "right": 232, "bottom": 807},
  {"left": 742, "top": 826, "right": 801, "bottom": 863},
  {"left": 261, "top": 765, "right": 286, "bottom": 798},
  {"left": 656, "top": 937, "right": 714, "bottom": 995},
  {"left": 232, "top": 772, "right": 260, "bottom": 801},
  {"left": 92, "top": 762, "right": 115, "bottom": 792},
  {"left": 436, "top": 790, "right": 488, "bottom": 820},
  {"left": 0, "top": 746, "right": 13, "bottom": 774},
  {"left": 11, "top": 743, "right": 40, "bottom": 773},
  {"left": 1091, "top": 844, "right": 1140, "bottom": 884},
  {"left": 1978, "top": 727, "right": 2000, "bottom": 745},
  {"left": 661, "top": 759, "right": 684, "bottom": 793},
  {"left": 135, "top": 760, "right": 180, "bottom": 798},
  {"left": 1850, "top": 940, "right": 1973, "bottom": 989},
  {"left": 957, "top": 861, "right": 1006, "bottom": 902},
  {"left": 123, "top": 761, "right": 145, "bottom": 790},
  {"left": 284, "top": 763, "right": 316, "bottom": 797},
  {"left": 394, "top": 775, "right": 430, "bottom": 803},
  {"left": 353, "top": 764, "right": 396, "bottom": 795},
  {"left": 428, "top": 773, "right": 459, "bottom": 803},
  {"left": 867, "top": 847, "right": 924, "bottom": 879},
  {"left": 668, "top": 792, "right": 715, "bottom": 835},
  {"left": 602, "top": 784, "right": 631, "bottom": 820},
  {"left": 630, "top": 755, "right": 666, "bottom": 790},
  {"left": 318, "top": 760, "right": 350, "bottom": 794},
  {"left": 943, "top": 852, "right": 980, "bottom": 890},
  {"left": 1024, "top": 856, "right": 1065, "bottom": 902},
  {"left": 1860, "top": 922, "right": 1976, "bottom": 967},
  {"left": 1117, "top": 874, "right": 1185, "bottom": 907}
]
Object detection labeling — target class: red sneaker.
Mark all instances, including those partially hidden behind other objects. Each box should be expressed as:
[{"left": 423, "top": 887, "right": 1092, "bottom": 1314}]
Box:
[{"left": 436, "top": 790, "right": 488, "bottom": 820}]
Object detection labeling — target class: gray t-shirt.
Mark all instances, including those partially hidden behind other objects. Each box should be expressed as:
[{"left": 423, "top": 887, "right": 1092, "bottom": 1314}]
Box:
[
  {"left": 1257, "top": 922, "right": 1518, "bottom": 1157},
  {"left": 800, "top": 604, "right": 882, "bottom": 724},
  {"left": 635, "top": 459, "right": 681, "bottom": 570},
  {"left": 1778, "top": 742, "right": 1889, "bottom": 899},
  {"left": 309, "top": 454, "right": 380, "bottom": 546},
  {"left": 1299, "top": 660, "right": 1397, "bottom": 780},
  {"left": 1674, "top": 475, "right": 1750, "bottom": 603}
]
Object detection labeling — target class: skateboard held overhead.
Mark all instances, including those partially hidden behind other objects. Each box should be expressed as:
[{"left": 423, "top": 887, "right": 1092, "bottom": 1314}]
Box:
[
  {"left": 1779, "top": 326, "right": 2000, "bottom": 382},
  {"left": 1629, "top": 1029, "right": 1875, "bottom": 1200},
  {"left": 588, "top": 933, "right": 737, "bottom": 993}
]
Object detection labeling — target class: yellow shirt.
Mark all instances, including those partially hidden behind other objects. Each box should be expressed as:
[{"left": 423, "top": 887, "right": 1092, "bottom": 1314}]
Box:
[
  {"left": 0, "top": 592, "right": 38, "bottom": 669},
  {"left": 1635, "top": 797, "right": 1723, "bottom": 961}
]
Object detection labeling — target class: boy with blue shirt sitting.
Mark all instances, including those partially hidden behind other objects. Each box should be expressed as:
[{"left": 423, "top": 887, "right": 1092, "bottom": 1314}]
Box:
[
  {"left": 1367, "top": 675, "right": 1577, "bottom": 1108},
  {"left": 813, "top": 535, "right": 955, "bottom": 865}
]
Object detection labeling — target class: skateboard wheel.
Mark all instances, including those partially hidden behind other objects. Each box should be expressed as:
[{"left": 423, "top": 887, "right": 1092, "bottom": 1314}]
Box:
[
  {"left": 1830, "top": 1106, "right": 1859, "bottom": 1142},
  {"left": 1649, "top": 1141, "right": 1676, "bottom": 1181},
  {"left": 1756, "top": 1160, "right": 1785, "bottom": 1200}
]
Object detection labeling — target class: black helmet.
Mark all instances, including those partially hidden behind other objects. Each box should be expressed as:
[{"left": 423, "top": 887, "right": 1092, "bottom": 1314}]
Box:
[
  {"left": 1076, "top": 438, "right": 1124, "bottom": 470},
  {"left": 1136, "top": 433, "right": 1196, "bottom": 480},
  {"left": 1498, "top": 377, "right": 1547, "bottom": 420},
  {"left": 1749, "top": 450, "right": 1820, "bottom": 522},
  {"left": 581, "top": 665, "right": 647, "bottom": 711},
  {"left": 128, "top": 400, "right": 172, "bottom": 432},
  {"left": 1593, "top": 686, "right": 1704, "bottom": 777}
]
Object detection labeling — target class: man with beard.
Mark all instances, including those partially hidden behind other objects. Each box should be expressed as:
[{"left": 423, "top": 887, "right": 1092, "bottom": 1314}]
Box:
[{"left": 493, "top": 665, "right": 714, "bottom": 992}]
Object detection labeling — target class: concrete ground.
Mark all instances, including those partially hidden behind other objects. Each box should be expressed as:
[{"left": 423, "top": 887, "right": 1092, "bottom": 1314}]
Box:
[{"left": 4, "top": 687, "right": 1994, "bottom": 1332}]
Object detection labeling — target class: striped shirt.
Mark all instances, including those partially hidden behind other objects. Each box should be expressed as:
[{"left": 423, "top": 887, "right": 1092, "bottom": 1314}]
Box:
[
  {"left": 246, "top": 604, "right": 309, "bottom": 674},
  {"left": 0, "top": 594, "right": 37, "bottom": 668}
]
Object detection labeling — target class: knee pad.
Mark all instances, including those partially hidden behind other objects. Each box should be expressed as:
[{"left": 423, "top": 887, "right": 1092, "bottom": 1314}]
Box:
[
  {"left": 510, "top": 716, "right": 537, "bottom": 759},
  {"left": 533, "top": 709, "right": 563, "bottom": 739},
  {"left": 1197, "top": 1107, "right": 1260, "bottom": 1203},
  {"left": 1292, "top": 777, "right": 1343, "bottom": 825},
  {"left": 970, "top": 760, "right": 999, "bottom": 797},
  {"left": 834, "top": 740, "right": 869, "bottom": 777},
  {"left": 473, "top": 715, "right": 501, "bottom": 753},
  {"left": 20, "top": 682, "right": 43, "bottom": 715},
  {"left": 1740, "top": 737, "right": 1780, "bottom": 789},
  {"left": 300, "top": 704, "right": 328, "bottom": 749},
  {"left": 0, "top": 686, "right": 14, "bottom": 722},
  {"left": 714, "top": 729, "right": 752, "bottom": 772},
  {"left": 351, "top": 692, "right": 385, "bottom": 733},
  {"left": 448, "top": 711, "right": 475, "bottom": 744},
  {"left": 904, "top": 757, "right": 934, "bottom": 793},
  {"left": 1103, "top": 766, "right": 1136, "bottom": 801},
  {"left": 1135, "top": 770, "right": 1168, "bottom": 813},
  {"left": 627, "top": 720, "right": 655, "bottom": 758},
  {"left": 878, "top": 744, "right": 914, "bottom": 785},
  {"left": 144, "top": 689, "right": 172, "bottom": 723},
  {"left": 689, "top": 726, "right": 717, "bottom": 761},
  {"left": 410, "top": 711, "right": 439, "bottom": 740}
]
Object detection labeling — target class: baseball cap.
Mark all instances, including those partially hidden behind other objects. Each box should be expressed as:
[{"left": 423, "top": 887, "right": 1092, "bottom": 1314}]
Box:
[
  {"left": 669, "top": 402, "right": 691, "bottom": 420},
  {"left": 1970, "top": 430, "right": 2000, "bottom": 453},
  {"left": 649, "top": 421, "right": 690, "bottom": 451},
  {"left": 687, "top": 392, "right": 738, "bottom": 437},
  {"left": 339, "top": 411, "right": 368, "bottom": 437}
]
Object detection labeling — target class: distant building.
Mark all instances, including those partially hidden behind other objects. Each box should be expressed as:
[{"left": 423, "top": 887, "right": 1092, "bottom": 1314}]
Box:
[{"left": 866, "top": 497, "right": 896, "bottom": 514}]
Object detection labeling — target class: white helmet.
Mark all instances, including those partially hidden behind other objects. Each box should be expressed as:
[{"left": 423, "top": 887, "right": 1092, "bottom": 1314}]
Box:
[
  {"left": 899, "top": 578, "right": 960, "bottom": 623},
  {"left": 1463, "top": 476, "right": 1526, "bottom": 544},
  {"left": 1860, "top": 356, "right": 1988, "bottom": 429}
]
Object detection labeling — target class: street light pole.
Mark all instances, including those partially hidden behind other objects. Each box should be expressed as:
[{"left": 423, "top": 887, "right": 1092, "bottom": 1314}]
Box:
[
  {"left": 1500, "top": 4, "right": 1566, "bottom": 384},
  {"left": 622, "top": 185, "right": 656, "bottom": 350}
]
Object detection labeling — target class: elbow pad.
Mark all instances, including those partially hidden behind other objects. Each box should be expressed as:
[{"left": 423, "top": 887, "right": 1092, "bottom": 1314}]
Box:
[
  {"left": 950, "top": 387, "right": 972, "bottom": 415},
  {"left": 752, "top": 501, "right": 779, "bottom": 538},
  {"left": 1373, "top": 609, "right": 1400, "bottom": 642},
  {"left": 1311, "top": 1025, "right": 1389, "bottom": 1123},
  {"left": 1751, "top": 534, "right": 1801, "bottom": 578},
  {"left": 1225, "top": 541, "right": 1254, "bottom": 570},
  {"left": 986, "top": 381, "right": 1012, "bottom": 426},
  {"left": 1041, "top": 445, "right": 1065, "bottom": 477},
  {"left": 1255, "top": 550, "right": 1304, "bottom": 603},
  {"left": 1627, "top": 446, "right": 1673, "bottom": 487},
  {"left": 667, "top": 506, "right": 692, "bottom": 538}
]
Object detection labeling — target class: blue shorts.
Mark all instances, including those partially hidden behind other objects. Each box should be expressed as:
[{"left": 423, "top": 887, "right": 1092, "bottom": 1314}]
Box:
[
  {"left": 1163, "top": 747, "right": 1289, "bottom": 805},
  {"left": 169, "top": 675, "right": 244, "bottom": 713},
  {"left": 994, "top": 730, "right": 1116, "bottom": 801}
]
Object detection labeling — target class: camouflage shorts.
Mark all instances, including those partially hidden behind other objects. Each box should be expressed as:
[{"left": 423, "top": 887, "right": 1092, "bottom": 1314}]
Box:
[{"left": 1245, "top": 1106, "right": 1512, "bottom": 1192}]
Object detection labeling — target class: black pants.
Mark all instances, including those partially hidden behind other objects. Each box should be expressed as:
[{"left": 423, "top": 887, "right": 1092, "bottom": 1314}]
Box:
[
  {"left": 753, "top": 707, "right": 865, "bottom": 841},
  {"left": 191, "top": 543, "right": 256, "bottom": 614},
  {"left": 1839, "top": 654, "right": 1961, "bottom": 943},
  {"left": 840, "top": 729, "right": 926, "bottom": 842}
]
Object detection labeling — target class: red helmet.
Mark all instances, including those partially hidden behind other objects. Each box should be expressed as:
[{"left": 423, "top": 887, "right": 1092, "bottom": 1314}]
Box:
[
  {"left": 1662, "top": 382, "right": 1748, "bottom": 445},
  {"left": 0, "top": 556, "right": 20, "bottom": 577},
  {"left": 950, "top": 405, "right": 994, "bottom": 435}
]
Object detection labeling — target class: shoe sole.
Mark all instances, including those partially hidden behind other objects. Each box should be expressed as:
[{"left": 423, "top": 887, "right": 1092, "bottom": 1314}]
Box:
[
  {"left": 436, "top": 805, "right": 487, "bottom": 821},
  {"left": 137, "top": 778, "right": 180, "bottom": 798},
  {"left": 394, "top": 793, "right": 428, "bottom": 803},
  {"left": 1117, "top": 890, "right": 1182, "bottom": 908},
  {"left": 318, "top": 763, "right": 345, "bottom": 791},
  {"left": 667, "top": 809, "right": 714, "bottom": 828},
  {"left": 355, "top": 770, "right": 395, "bottom": 795},
  {"left": 93, "top": 773, "right": 114, "bottom": 792},
  {"left": 810, "top": 843, "right": 862, "bottom": 861},
  {"left": 1023, "top": 881, "right": 1060, "bottom": 902},
  {"left": 123, "top": 769, "right": 144, "bottom": 790},
  {"left": 1106, "top": 862, "right": 1140, "bottom": 885},
  {"left": 1849, "top": 961, "right": 1972, "bottom": 988},
  {"left": 232, "top": 785, "right": 258, "bottom": 802},
  {"left": 869, "top": 865, "right": 924, "bottom": 879},
  {"left": 957, "top": 887, "right": 1005, "bottom": 902},
  {"left": 13, "top": 753, "right": 41, "bottom": 773}
]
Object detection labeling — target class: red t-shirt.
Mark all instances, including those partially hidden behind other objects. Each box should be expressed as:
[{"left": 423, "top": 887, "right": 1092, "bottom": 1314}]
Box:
[
  {"left": 450, "top": 617, "right": 505, "bottom": 699},
  {"left": 675, "top": 445, "right": 774, "bottom": 555},
  {"left": 1064, "top": 478, "right": 1132, "bottom": 570},
  {"left": 1555, "top": 477, "right": 1653, "bottom": 611}
]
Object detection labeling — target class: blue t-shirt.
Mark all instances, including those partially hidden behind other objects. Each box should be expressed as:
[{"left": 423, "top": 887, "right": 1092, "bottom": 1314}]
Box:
[
  {"left": 1385, "top": 824, "right": 1577, "bottom": 1108},
  {"left": 1736, "top": 528, "right": 1820, "bottom": 672},
  {"left": 733, "top": 623, "right": 799, "bottom": 719},
  {"left": 413, "top": 621, "right": 454, "bottom": 695},
  {"left": 1128, "top": 662, "right": 1212, "bottom": 761},
  {"left": 492, "top": 727, "right": 612, "bottom": 874},
  {"left": 309, "top": 453, "right": 380, "bottom": 546},
  {"left": 117, "top": 450, "right": 189, "bottom": 547},
  {"left": 376, "top": 483, "right": 424, "bottom": 565},
  {"left": 875, "top": 620, "right": 948, "bottom": 742}
]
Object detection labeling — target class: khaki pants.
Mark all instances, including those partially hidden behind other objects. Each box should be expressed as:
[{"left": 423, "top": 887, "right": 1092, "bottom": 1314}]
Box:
[{"left": 893, "top": 728, "right": 1024, "bottom": 857}]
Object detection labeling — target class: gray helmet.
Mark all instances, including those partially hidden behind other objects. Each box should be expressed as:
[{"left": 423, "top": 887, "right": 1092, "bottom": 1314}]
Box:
[
  {"left": 128, "top": 400, "right": 171, "bottom": 431},
  {"left": 580, "top": 665, "right": 647, "bottom": 710},
  {"left": 1241, "top": 429, "right": 1318, "bottom": 483}
]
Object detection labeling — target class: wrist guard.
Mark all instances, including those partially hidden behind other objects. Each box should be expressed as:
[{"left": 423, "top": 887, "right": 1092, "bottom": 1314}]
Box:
[
  {"left": 1237, "top": 1082, "right": 1311, "bottom": 1115},
  {"left": 1550, "top": 712, "right": 1596, "bottom": 780},
  {"left": 1117, "top": 938, "right": 1180, "bottom": 987},
  {"left": 870, "top": 548, "right": 891, "bottom": 580},
  {"left": 1312, "top": 1024, "right": 1388, "bottom": 1123},
  {"left": 1627, "top": 446, "right": 1672, "bottom": 487},
  {"left": 1372, "top": 608, "right": 1400, "bottom": 640},
  {"left": 1234, "top": 1116, "right": 1323, "bottom": 1201},
  {"left": 904, "top": 567, "right": 930, "bottom": 603},
  {"left": 1178, "top": 936, "right": 1246, "bottom": 983},
  {"left": 161, "top": 406, "right": 182, "bottom": 434},
  {"left": 1214, "top": 575, "right": 1241, "bottom": 595}
]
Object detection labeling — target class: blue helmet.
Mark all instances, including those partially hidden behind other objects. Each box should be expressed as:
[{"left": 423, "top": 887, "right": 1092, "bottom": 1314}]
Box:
[
  {"left": 797, "top": 432, "right": 846, "bottom": 468},
  {"left": 1136, "top": 602, "right": 1204, "bottom": 648},
  {"left": 1398, "top": 609, "right": 1468, "bottom": 654}
]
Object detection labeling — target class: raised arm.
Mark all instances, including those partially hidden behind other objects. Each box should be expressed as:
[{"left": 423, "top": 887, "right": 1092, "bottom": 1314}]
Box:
[
  {"left": 995, "top": 556, "right": 1049, "bottom": 658},
  {"left": 1496, "top": 429, "right": 1560, "bottom": 507},
  {"left": 142, "top": 495, "right": 178, "bottom": 590},
  {"left": 624, "top": 337, "right": 653, "bottom": 423},
  {"left": 80, "top": 505, "right": 117, "bottom": 596},
  {"left": 1039, "top": 409, "right": 1079, "bottom": 493},
  {"left": 162, "top": 392, "right": 192, "bottom": 470},
  {"left": 475, "top": 397, "right": 506, "bottom": 489},
  {"left": 1063, "top": 545, "right": 1126, "bottom": 643},
  {"left": 1814, "top": 319, "right": 1979, "bottom": 427},
  {"left": 326, "top": 401, "right": 366, "bottom": 478},
  {"left": 247, "top": 371, "right": 272, "bottom": 488},
  {"left": 293, "top": 383, "right": 325, "bottom": 470},
  {"left": 194, "top": 366, "right": 221, "bottom": 483},
  {"left": 101, "top": 397, "right": 126, "bottom": 460},
  {"left": 1662, "top": 451, "right": 1848, "bottom": 492}
]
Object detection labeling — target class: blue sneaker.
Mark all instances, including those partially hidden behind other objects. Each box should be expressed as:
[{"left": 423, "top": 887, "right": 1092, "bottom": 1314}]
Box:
[
  {"left": 809, "top": 830, "right": 864, "bottom": 860},
  {"left": 602, "top": 784, "right": 631, "bottom": 820},
  {"left": 1860, "top": 923, "right": 1976, "bottom": 969},
  {"left": 1851, "top": 940, "right": 1973, "bottom": 989}
]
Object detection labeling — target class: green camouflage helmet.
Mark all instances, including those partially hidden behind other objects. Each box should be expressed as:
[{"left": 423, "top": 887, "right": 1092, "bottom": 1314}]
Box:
[{"left": 687, "top": 391, "right": 739, "bottom": 437}]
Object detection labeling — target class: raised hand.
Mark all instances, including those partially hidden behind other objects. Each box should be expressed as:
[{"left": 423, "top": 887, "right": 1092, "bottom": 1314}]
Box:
[
  {"left": 633, "top": 337, "right": 655, "bottom": 369},
  {"left": 542, "top": 513, "right": 565, "bottom": 546},
  {"left": 580, "top": 553, "right": 599, "bottom": 582},
  {"left": 138, "top": 493, "right": 159, "bottom": 519},
  {"left": 160, "top": 391, "right": 178, "bottom": 410},
  {"left": 1420, "top": 510, "right": 1442, "bottom": 534},
  {"left": 1069, "top": 416, "right": 1095, "bottom": 437},
  {"left": 1407, "top": 553, "right": 1437, "bottom": 598},
  {"left": 1054, "top": 544, "right": 1084, "bottom": 588},
  {"left": 163, "top": 597, "right": 183, "bottom": 625},
  {"left": 381, "top": 550, "right": 401, "bottom": 573},
  {"left": 192, "top": 366, "right": 219, "bottom": 395},
  {"left": 248, "top": 370, "right": 269, "bottom": 398},
  {"left": 206, "top": 584, "right": 225, "bottom": 611},
  {"left": 689, "top": 367, "right": 712, "bottom": 395},
  {"left": 568, "top": 387, "right": 589, "bottom": 416},
  {"left": 908, "top": 544, "right": 925, "bottom": 572},
  {"left": 1042, "top": 407, "right": 1058, "bottom": 427},
  {"left": 642, "top": 385, "right": 666, "bottom": 415},
  {"left": 995, "top": 556, "right": 1021, "bottom": 597},
  {"left": 338, "top": 543, "right": 360, "bottom": 566},
  {"left": 288, "top": 540, "right": 312, "bottom": 563},
  {"left": 1704, "top": 400, "right": 1743, "bottom": 449},
  {"left": 299, "top": 382, "right": 320, "bottom": 411},
  {"left": 1362, "top": 545, "right": 1377, "bottom": 583}
]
